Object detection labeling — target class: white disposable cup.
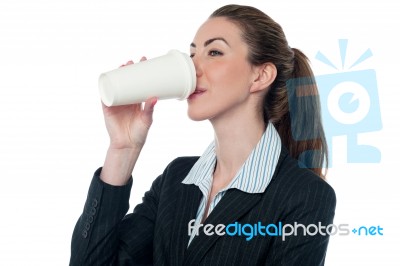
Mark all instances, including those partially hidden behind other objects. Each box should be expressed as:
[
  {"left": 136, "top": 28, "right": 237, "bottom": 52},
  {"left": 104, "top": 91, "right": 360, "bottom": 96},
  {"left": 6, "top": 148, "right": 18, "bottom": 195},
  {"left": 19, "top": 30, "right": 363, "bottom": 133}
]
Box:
[{"left": 98, "top": 50, "right": 196, "bottom": 106}]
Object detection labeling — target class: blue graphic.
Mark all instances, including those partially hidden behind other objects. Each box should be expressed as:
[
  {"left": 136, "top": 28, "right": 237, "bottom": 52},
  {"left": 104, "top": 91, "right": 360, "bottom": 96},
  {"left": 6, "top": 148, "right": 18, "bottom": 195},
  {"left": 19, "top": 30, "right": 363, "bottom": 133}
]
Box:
[{"left": 287, "top": 39, "right": 382, "bottom": 167}]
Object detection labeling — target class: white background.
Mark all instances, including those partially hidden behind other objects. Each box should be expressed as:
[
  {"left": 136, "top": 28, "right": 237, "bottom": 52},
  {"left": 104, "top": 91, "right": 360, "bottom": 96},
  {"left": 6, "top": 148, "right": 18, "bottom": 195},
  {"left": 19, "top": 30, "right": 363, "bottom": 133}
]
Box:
[{"left": 0, "top": 0, "right": 399, "bottom": 265}]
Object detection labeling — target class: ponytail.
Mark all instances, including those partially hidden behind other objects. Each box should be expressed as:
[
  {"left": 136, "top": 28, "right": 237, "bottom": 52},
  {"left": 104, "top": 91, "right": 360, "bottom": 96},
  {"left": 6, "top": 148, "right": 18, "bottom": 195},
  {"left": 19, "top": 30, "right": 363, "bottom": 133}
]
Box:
[
  {"left": 211, "top": 4, "right": 328, "bottom": 178},
  {"left": 270, "top": 48, "right": 328, "bottom": 178}
]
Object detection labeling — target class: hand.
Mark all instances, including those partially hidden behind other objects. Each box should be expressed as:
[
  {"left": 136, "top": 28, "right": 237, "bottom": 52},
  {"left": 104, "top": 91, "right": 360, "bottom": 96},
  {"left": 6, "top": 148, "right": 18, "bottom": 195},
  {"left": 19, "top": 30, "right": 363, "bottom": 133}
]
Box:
[
  {"left": 101, "top": 57, "right": 158, "bottom": 150},
  {"left": 99, "top": 57, "right": 157, "bottom": 185}
]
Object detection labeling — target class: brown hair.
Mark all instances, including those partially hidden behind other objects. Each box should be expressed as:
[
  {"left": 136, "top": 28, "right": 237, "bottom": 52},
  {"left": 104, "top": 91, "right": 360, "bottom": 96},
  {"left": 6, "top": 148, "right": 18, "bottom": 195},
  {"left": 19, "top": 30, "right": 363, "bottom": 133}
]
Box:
[{"left": 211, "top": 4, "right": 328, "bottom": 178}]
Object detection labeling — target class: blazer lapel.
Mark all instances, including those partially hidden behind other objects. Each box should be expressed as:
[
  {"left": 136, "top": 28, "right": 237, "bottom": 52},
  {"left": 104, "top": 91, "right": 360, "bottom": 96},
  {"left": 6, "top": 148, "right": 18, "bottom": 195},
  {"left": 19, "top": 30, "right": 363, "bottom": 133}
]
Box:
[
  {"left": 169, "top": 183, "right": 202, "bottom": 266},
  {"left": 183, "top": 189, "right": 262, "bottom": 265}
]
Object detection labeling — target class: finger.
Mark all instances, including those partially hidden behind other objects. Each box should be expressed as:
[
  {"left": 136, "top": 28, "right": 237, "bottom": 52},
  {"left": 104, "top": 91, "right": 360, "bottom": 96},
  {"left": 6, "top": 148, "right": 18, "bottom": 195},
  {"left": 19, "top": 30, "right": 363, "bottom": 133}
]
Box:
[
  {"left": 120, "top": 60, "right": 133, "bottom": 68},
  {"left": 101, "top": 100, "right": 113, "bottom": 115},
  {"left": 101, "top": 101, "right": 109, "bottom": 110},
  {"left": 143, "top": 97, "right": 157, "bottom": 116},
  {"left": 140, "top": 56, "right": 147, "bottom": 62}
]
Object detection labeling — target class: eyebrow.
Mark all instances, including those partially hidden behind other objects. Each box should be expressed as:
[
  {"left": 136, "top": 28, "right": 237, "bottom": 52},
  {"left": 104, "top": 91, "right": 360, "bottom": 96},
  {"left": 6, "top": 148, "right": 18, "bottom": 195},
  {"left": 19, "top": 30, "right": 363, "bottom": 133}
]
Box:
[{"left": 190, "top": 37, "right": 230, "bottom": 48}]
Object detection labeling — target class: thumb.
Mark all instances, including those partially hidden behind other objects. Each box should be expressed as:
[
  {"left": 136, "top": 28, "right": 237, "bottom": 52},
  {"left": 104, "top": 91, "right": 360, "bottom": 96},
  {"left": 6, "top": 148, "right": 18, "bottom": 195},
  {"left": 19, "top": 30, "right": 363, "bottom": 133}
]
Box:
[{"left": 142, "top": 97, "right": 158, "bottom": 124}]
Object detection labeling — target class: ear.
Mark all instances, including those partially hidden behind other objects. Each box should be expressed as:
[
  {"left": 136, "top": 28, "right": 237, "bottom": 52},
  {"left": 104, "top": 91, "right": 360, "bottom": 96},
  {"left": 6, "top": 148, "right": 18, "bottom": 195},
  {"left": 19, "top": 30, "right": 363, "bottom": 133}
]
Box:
[{"left": 249, "top": 63, "right": 277, "bottom": 93}]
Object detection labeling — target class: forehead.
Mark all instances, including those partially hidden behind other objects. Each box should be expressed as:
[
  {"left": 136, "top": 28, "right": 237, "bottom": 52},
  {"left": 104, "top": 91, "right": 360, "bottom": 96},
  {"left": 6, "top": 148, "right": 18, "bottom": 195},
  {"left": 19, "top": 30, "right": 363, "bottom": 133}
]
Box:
[{"left": 192, "top": 17, "right": 243, "bottom": 45}]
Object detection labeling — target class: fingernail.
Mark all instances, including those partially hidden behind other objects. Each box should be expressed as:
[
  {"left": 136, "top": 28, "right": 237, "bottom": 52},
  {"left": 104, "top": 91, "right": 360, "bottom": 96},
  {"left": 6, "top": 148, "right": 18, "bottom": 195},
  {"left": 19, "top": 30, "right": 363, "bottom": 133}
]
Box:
[{"left": 151, "top": 98, "right": 158, "bottom": 107}]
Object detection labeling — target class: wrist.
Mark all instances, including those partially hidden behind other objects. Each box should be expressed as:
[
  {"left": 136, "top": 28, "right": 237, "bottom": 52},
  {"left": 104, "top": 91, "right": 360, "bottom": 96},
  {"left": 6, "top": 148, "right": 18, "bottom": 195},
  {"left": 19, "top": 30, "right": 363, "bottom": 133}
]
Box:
[
  {"left": 100, "top": 146, "right": 142, "bottom": 186},
  {"left": 108, "top": 140, "right": 145, "bottom": 151},
  {"left": 107, "top": 145, "right": 143, "bottom": 155}
]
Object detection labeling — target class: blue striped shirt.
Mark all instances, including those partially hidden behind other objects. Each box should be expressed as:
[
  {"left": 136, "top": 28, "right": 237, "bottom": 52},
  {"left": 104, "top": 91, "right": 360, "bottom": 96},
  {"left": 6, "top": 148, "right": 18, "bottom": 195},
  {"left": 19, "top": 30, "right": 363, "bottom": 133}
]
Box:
[{"left": 182, "top": 122, "right": 282, "bottom": 246}]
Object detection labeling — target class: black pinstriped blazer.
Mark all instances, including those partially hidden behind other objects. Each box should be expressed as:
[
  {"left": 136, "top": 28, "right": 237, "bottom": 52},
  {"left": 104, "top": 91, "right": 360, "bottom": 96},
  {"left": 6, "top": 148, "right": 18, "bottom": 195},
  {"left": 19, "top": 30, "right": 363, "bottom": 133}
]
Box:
[{"left": 70, "top": 146, "right": 336, "bottom": 265}]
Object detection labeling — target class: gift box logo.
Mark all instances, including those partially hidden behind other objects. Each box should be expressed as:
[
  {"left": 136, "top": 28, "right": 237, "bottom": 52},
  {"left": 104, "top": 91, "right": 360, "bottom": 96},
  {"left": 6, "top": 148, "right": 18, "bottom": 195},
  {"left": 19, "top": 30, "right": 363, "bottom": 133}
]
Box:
[{"left": 287, "top": 39, "right": 382, "bottom": 167}]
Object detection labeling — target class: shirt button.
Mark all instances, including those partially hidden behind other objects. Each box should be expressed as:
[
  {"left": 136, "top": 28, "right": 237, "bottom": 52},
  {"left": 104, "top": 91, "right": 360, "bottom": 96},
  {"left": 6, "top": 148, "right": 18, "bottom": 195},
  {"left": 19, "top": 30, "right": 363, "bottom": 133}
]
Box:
[
  {"left": 88, "top": 215, "right": 94, "bottom": 223},
  {"left": 82, "top": 230, "right": 88, "bottom": 238},
  {"left": 90, "top": 207, "right": 96, "bottom": 215}
]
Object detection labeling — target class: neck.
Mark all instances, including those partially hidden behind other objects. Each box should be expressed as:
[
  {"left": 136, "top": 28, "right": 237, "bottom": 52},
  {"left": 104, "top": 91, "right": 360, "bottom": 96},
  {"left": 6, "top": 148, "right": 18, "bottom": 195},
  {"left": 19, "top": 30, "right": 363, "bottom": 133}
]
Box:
[{"left": 210, "top": 104, "right": 266, "bottom": 180}]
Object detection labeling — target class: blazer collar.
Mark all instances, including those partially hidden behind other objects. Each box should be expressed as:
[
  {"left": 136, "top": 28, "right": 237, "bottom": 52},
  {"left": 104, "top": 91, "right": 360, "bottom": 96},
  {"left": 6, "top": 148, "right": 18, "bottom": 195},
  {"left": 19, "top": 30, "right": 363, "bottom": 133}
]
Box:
[
  {"left": 184, "top": 189, "right": 263, "bottom": 265},
  {"left": 169, "top": 147, "right": 289, "bottom": 265}
]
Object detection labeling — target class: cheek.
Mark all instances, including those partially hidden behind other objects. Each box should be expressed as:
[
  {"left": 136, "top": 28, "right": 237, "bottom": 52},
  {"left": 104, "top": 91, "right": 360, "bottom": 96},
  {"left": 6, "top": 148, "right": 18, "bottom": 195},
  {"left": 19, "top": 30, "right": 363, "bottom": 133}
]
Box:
[{"left": 207, "top": 60, "right": 251, "bottom": 91}]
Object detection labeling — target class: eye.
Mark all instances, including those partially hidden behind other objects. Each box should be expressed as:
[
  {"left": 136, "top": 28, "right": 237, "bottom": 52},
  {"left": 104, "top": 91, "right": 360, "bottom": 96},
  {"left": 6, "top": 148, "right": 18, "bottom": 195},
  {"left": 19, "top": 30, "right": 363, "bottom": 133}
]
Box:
[
  {"left": 209, "top": 50, "right": 223, "bottom": 56},
  {"left": 190, "top": 53, "right": 195, "bottom": 58}
]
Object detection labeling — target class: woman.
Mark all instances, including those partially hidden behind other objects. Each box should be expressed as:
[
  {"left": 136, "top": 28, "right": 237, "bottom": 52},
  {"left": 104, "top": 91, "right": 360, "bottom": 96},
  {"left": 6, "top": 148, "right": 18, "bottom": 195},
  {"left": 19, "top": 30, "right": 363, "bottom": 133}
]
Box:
[{"left": 70, "top": 4, "right": 336, "bottom": 266}]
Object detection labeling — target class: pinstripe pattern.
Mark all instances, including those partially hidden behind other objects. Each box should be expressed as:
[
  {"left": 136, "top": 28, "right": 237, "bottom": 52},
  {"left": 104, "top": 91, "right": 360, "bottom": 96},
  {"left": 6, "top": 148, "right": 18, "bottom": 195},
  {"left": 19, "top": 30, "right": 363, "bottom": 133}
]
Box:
[
  {"left": 182, "top": 122, "right": 281, "bottom": 246},
  {"left": 70, "top": 145, "right": 336, "bottom": 266}
]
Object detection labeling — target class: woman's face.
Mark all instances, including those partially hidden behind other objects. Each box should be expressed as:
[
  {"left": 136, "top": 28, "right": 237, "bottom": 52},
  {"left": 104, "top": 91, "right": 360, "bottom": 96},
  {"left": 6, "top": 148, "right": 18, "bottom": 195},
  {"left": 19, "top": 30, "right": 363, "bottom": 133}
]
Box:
[{"left": 187, "top": 17, "right": 258, "bottom": 121}]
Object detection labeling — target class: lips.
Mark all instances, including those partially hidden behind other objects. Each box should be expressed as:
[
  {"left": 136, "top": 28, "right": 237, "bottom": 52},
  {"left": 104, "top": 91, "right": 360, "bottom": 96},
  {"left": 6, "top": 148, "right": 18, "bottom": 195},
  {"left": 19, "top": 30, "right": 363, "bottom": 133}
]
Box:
[{"left": 188, "top": 87, "right": 206, "bottom": 100}]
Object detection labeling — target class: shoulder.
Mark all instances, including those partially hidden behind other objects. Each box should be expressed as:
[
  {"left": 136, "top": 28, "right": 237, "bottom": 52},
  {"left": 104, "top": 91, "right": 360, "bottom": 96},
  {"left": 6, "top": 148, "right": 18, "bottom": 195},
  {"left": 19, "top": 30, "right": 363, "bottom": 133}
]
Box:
[
  {"left": 157, "top": 156, "right": 200, "bottom": 185},
  {"left": 270, "top": 148, "right": 336, "bottom": 212},
  {"left": 163, "top": 156, "right": 200, "bottom": 175}
]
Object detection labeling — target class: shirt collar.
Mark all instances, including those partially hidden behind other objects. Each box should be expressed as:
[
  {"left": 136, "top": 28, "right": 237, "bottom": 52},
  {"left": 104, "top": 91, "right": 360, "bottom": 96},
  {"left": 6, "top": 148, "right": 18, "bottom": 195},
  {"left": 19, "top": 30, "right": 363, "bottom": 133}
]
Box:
[{"left": 182, "top": 122, "right": 282, "bottom": 194}]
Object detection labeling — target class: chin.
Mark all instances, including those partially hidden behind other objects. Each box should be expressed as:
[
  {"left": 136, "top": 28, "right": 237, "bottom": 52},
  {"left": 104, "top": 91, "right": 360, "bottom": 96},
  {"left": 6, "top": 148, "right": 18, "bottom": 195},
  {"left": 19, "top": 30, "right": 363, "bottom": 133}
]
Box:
[
  {"left": 187, "top": 111, "right": 209, "bottom": 121},
  {"left": 187, "top": 106, "right": 212, "bottom": 121}
]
